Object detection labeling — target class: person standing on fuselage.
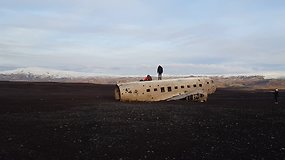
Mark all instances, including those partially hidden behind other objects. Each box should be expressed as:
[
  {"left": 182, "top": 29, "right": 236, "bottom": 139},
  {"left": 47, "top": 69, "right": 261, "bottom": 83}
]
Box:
[{"left": 157, "top": 65, "right": 163, "bottom": 80}]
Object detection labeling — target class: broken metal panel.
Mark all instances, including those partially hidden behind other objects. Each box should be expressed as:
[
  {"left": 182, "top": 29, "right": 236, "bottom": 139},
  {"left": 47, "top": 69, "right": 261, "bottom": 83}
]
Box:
[
  {"left": 166, "top": 89, "right": 208, "bottom": 102},
  {"left": 115, "top": 77, "right": 216, "bottom": 102}
]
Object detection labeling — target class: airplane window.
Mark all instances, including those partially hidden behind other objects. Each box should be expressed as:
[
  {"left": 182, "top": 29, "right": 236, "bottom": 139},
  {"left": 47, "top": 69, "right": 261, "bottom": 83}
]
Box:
[
  {"left": 187, "top": 85, "right": 190, "bottom": 88},
  {"left": 193, "top": 84, "right": 197, "bottom": 87},
  {"left": 199, "top": 84, "right": 202, "bottom": 87},
  {"left": 174, "top": 86, "right": 178, "bottom": 89},
  {"left": 181, "top": 86, "right": 184, "bottom": 88},
  {"left": 167, "top": 87, "right": 172, "bottom": 92},
  {"left": 146, "top": 89, "right": 150, "bottom": 92},
  {"left": 154, "top": 88, "right": 157, "bottom": 91},
  {"left": 161, "top": 87, "right": 165, "bottom": 92}
]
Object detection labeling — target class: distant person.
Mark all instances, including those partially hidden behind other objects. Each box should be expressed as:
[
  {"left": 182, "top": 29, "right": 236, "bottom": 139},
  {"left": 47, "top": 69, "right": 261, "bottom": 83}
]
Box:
[
  {"left": 157, "top": 65, "right": 163, "bottom": 80},
  {"left": 274, "top": 88, "right": 279, "bottom": 104},
  {"left": 143, "top": 75, "right": 152, "bottom": 81}
]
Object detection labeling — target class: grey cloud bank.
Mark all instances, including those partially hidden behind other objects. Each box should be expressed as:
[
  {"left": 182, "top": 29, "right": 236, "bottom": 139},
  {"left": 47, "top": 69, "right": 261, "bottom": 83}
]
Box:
[{"left": 0, "top": 0, "right": 284, "bottom": 77}]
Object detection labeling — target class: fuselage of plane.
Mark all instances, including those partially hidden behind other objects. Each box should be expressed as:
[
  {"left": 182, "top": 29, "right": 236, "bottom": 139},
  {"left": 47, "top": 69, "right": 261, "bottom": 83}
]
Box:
[{"left": 115, "top": 77, "right": 216, "bottom": 102}]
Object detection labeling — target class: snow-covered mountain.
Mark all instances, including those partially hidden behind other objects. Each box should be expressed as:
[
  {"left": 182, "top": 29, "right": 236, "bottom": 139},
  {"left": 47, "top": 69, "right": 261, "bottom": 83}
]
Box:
[
  {"left": 0, "top": 67, "right": 97, "bottom": 79},
  {"left": 0, "top": 67, "right": 285, "bottom": 88},
  {"left": 0, "top": 67, "right": 123, "bottom": 83}
]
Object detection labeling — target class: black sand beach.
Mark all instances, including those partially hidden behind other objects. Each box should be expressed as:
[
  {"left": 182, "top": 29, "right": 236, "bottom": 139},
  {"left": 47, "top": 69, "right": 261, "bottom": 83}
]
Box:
[{"left": 0, "top": 81, "right": 284, "bottom": 160}]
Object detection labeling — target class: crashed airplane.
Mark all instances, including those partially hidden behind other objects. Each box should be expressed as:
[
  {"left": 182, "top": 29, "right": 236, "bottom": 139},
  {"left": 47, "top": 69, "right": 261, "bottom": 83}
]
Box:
[{"left": 115, "top": 77, "right": 216, "bottom": 102}]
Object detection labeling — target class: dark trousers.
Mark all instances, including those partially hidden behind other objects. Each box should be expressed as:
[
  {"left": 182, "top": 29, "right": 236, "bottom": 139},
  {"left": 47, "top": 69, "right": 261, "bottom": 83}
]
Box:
[{"left": 158, "top": 74, "right": 162, "bottom": 80}]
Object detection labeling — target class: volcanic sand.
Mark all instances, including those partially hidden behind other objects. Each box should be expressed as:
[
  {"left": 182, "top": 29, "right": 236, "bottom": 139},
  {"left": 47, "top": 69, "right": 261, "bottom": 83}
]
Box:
[{"left": 0, "top": 81, "right": 284, "bottom": 160}]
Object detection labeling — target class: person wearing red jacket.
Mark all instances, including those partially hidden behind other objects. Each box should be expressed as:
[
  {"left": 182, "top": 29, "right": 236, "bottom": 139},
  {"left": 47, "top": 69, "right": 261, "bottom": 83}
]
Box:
[{"left": 144, "top": 75, "right": 152, "bottom": 81}]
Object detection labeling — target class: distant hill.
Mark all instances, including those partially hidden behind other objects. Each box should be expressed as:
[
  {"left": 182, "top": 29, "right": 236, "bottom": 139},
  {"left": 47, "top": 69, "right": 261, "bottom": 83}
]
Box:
[
  {"left": 0, "top": 67, "right": 284, "bottom": 89},
  {"left": 212, "top": 76, "right": 285, "bottom": 90}
]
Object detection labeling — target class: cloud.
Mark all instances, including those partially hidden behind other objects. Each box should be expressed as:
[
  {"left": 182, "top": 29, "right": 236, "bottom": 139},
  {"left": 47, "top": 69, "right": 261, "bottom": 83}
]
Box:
[{"left": 0, "top": 0, "right": 284, "bottom": 76}]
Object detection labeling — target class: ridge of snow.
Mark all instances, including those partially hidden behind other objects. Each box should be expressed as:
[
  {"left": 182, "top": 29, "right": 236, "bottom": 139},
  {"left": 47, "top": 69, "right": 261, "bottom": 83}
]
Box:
[
  {"left": 0, "top": 67, "right": 118, "bottom": 78},
  {"left": 0, "top": 67, "right": 284, "bottom": 79}
]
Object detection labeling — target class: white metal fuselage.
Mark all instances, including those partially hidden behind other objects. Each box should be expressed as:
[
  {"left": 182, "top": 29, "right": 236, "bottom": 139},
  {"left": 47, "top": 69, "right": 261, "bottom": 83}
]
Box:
[{"left": 115, "top": 77, "right": 216, "bottom": 102}]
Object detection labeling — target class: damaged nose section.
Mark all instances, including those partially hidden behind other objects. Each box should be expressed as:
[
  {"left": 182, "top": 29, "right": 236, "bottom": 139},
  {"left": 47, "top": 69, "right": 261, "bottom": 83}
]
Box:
[{"left": 114, "top": 85, "right": 121, "bottom": 100}]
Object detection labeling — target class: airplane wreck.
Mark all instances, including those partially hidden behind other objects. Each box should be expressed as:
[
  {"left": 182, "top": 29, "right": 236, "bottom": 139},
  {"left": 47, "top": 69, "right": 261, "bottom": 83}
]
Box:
[{"left": 115, "top": 77, "right": 216, "bottom": 102}]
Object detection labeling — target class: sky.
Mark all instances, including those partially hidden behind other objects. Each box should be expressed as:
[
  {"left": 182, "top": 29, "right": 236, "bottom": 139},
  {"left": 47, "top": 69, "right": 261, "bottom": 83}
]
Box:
[{"left": 0, "top": 0, "right": 285, "bottom": 77}]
